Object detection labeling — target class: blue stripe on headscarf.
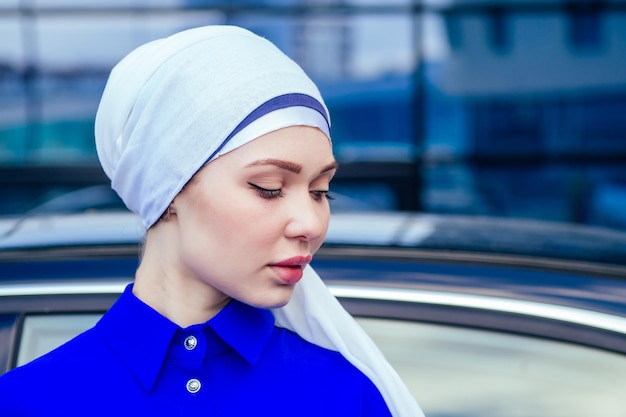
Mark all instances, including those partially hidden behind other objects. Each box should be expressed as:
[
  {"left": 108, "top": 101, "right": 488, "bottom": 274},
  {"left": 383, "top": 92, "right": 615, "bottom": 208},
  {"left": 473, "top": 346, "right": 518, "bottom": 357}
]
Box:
[{"left": 204, "top": 93, "right": 330, "bottom": 165}]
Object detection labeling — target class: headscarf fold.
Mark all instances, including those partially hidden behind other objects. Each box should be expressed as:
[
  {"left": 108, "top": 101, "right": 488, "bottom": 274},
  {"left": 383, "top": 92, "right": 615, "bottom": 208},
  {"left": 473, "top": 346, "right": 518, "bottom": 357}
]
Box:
[{"left": 95, "top": 25, "right": 424, "bottom": 417}]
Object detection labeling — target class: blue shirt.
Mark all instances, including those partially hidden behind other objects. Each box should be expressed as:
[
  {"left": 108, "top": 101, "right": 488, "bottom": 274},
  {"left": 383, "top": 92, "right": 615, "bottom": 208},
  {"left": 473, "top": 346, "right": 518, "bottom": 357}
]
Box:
[{"left": 0, "top": 285, "right": 392, "bottom": 416}]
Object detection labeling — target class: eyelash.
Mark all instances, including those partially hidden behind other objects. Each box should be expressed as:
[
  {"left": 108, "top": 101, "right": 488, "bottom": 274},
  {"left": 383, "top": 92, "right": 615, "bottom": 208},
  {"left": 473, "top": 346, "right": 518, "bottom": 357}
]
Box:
[
  {"left": 249, "top": 183, "right": 284, "bottom": 199},
  {"left": 248, "top": 183, "right": 334, "bottom": 201},
  {"left": 312, "top": 190, "right": 335, "bottom": 201}
]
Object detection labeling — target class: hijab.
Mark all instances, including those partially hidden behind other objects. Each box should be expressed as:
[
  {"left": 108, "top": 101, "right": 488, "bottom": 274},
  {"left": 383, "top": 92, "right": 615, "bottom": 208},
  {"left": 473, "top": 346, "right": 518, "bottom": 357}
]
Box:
[{"left": 95, "top": 25, "right": 424, "bottom": 417}]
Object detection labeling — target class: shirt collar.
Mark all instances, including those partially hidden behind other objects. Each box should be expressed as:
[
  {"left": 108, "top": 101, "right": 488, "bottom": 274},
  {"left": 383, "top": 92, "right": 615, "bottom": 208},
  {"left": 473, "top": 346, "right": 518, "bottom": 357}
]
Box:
[
  {"left": 96, "top": 284, "right": 276, "bottom": 391},
  {"left": 96, "top": 284, "right": 178, "bottom": 391},
  {"left": 208, "top": 298, "right": 275, "bottom": 365}
]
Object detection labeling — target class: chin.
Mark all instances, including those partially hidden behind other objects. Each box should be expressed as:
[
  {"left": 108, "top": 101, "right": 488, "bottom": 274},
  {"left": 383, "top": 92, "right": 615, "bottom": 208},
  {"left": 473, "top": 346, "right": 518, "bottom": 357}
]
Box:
[
  {"left": 269, "top": 298, "right": 291, "bottom": 309},
  {"left": 248, "top": 288, "right": 294, "bottom": 310}
]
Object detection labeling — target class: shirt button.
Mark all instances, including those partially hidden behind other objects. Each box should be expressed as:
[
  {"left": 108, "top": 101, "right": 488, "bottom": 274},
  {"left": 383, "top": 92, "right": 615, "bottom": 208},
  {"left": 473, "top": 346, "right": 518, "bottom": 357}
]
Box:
[
  {"left": 186, "top": 378, "right": 201, "bottom": 394},
  {"left": 184, "top": 335, "right": 198, "bottom": 351}
]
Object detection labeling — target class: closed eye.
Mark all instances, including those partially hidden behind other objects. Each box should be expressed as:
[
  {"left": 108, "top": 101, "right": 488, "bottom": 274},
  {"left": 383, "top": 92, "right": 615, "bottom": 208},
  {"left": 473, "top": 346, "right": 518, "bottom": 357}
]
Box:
[
  {"left": 311, "top": 190, "right": 334, "bottom": 201},
  {"left": 248, "top": 182, "right": 284, "bottom": 199}
]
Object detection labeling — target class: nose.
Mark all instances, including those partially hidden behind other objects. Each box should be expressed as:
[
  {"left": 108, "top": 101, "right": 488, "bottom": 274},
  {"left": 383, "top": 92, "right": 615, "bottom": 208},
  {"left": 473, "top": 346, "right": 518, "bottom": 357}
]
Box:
[{"left": 284, "top": 192, "right": 328, "bottom": 242}]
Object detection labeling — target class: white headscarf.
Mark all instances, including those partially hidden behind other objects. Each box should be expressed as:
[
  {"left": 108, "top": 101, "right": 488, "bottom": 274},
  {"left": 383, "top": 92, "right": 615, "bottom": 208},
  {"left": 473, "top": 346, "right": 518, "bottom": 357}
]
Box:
[{"left": 95, "top": 25, "right": 423, "bottom": 417}]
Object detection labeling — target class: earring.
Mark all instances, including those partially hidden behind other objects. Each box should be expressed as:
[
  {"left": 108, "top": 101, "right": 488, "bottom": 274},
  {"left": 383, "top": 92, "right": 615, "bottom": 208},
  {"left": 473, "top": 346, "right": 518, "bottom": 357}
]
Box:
[{"left": 160, "top": 207, "right": 171, "bottom": 221}]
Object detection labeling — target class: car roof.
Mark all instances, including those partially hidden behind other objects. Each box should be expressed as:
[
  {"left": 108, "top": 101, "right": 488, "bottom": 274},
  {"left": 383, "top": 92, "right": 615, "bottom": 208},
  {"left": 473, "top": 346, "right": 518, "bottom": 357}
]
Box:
[{"left": 2, "top": 210, "right": 626, "bottom": 272}]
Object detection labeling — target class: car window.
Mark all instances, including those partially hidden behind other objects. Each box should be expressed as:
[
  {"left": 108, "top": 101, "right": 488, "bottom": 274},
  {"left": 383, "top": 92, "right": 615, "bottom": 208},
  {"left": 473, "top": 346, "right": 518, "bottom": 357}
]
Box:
[
  {"left": 357, "top": 318, "right": 626, "bottom": 417},
  {"left": 16, "top": 314, "right": 101, "bottom": 367},
  {"left": 14, "top": 313, "right": 626, "bottom": 417}
]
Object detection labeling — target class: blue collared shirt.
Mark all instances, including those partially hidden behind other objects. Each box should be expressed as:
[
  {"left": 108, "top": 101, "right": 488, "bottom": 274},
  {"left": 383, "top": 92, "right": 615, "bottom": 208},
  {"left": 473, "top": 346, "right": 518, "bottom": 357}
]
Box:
[{"left": 0, "top": 285, "right": 392, "bottom": 416}]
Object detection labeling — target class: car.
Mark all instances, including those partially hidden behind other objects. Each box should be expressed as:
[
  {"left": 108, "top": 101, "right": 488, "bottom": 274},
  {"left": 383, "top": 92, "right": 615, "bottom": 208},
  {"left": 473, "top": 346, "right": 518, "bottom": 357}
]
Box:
[{"left": 1, "top": 210, "right": 626, "bottom": 417}]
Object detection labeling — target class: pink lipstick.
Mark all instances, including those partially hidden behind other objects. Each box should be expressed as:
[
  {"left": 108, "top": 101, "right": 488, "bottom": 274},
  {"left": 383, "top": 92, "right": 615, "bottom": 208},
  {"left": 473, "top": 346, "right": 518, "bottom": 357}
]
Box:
[{"left": 269, "top": 255, "right": 312, "bottom": 285}]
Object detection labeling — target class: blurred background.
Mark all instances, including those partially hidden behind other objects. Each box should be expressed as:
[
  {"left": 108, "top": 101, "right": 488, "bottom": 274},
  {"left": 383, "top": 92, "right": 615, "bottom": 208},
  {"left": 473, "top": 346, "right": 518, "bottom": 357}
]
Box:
[{"left": 1, "top": 0, "right": 626, "bottom": 229}]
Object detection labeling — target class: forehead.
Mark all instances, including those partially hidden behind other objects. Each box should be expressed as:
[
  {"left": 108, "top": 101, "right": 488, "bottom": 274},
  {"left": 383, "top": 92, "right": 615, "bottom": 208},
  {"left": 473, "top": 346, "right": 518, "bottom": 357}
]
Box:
[
  {"left": 219, "top": 126, "right": 333, "bottom": 165},
  {"left": 182, "top": 126, "right": 334, "bottom": 200}
]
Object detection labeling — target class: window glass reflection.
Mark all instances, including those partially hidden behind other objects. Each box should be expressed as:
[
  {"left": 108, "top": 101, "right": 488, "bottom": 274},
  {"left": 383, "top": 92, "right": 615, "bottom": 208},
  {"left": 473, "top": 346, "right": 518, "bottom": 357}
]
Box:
[
  {"left": 423, "top": 9, "right": 626, "bottom": 227},
  {"left": 17, "top": 314, "right": 101, "bottom": 367},
  {"left": 357, "top": 318, "right": 626, "bottom": 417}
]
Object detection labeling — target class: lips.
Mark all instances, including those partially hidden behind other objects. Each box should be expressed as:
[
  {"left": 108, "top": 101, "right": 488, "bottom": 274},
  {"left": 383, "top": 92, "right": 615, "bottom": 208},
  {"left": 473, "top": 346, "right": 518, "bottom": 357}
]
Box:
[{"left": 269, "top": 255, "right": 312, "bottom": 285}]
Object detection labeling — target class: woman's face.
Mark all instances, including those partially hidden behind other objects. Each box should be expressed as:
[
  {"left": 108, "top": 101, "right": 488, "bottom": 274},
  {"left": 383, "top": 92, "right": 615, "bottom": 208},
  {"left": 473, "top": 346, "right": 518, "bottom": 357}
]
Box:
[{"left": 171, "top": 125, "right": 337, "bottom": 309}]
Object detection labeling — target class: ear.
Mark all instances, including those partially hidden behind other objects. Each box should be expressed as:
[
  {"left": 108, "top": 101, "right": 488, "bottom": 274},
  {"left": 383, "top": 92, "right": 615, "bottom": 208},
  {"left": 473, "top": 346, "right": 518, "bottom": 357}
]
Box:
[
  {"left": 161, "top": 198, "right": 177, "bottom": 221},
  {"left": 159, "top": 206, "right": 172, "bottom": 221}
]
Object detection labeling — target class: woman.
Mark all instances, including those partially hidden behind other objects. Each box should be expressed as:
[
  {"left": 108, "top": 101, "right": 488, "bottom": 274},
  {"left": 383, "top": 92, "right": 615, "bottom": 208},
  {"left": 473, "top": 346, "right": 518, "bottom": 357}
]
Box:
[{"left": 0, "top": 25, "right": 423, "bottom": 417}]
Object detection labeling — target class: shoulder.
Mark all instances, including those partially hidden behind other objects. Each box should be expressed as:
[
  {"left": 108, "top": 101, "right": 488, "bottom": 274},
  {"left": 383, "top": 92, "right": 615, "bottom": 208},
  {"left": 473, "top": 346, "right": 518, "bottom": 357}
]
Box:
[
  {"left": 270, "top": 325, "right": 358, "bottom": 370},
  {"left": 3, "top": 327, "right": 99, "bottom": 375},
  {"left": 266, "top": 326, "right": 392, "bottom": 416},
  {"left": 0, "top": 327, "right": 111, "bottom": 408}
]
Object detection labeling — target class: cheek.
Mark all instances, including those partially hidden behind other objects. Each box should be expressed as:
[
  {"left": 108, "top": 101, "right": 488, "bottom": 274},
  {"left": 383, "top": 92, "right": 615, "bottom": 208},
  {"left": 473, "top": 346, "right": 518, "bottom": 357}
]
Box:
[{"left": 203, "top": 194, "right": 275, "bottom": 245}]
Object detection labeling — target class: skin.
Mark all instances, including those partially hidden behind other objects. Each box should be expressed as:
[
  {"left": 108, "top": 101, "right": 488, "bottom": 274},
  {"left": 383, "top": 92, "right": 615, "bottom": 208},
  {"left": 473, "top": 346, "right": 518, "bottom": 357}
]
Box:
[{"left": 133, "top": 126, "right": 337, "bottom": 327}]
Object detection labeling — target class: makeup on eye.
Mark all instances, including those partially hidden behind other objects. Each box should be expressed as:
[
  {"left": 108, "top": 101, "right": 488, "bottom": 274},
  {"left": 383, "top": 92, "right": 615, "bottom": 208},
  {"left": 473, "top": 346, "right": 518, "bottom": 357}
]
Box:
[
  {"left": 248, "top": 182, "right": 284, "bottom": 199},
  {"left": 244, "top": 158, "right": 337, "bottom": 201},
  {"left": 311, "top": 190, "right": 334, "bottom": 201},
  {"left": 247, "top": 182, "right": 334, "bottom": 201}
]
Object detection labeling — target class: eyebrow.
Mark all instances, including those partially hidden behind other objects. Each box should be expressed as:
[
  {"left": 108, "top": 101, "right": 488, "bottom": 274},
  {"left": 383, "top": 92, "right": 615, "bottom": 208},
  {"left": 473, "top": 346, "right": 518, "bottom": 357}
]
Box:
[
  {"left": 321, "top": 161, "right": 339, "bottom": 174},
  {"left": 246, "top": 159, "right": 339, "bottom": 175}
]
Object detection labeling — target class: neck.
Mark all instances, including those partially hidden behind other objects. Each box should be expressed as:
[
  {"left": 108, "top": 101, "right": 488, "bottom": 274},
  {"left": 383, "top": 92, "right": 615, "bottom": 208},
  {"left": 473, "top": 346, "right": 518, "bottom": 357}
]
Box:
[{"left": 133, "top": 229, "right": 230, "bottom": 328}]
